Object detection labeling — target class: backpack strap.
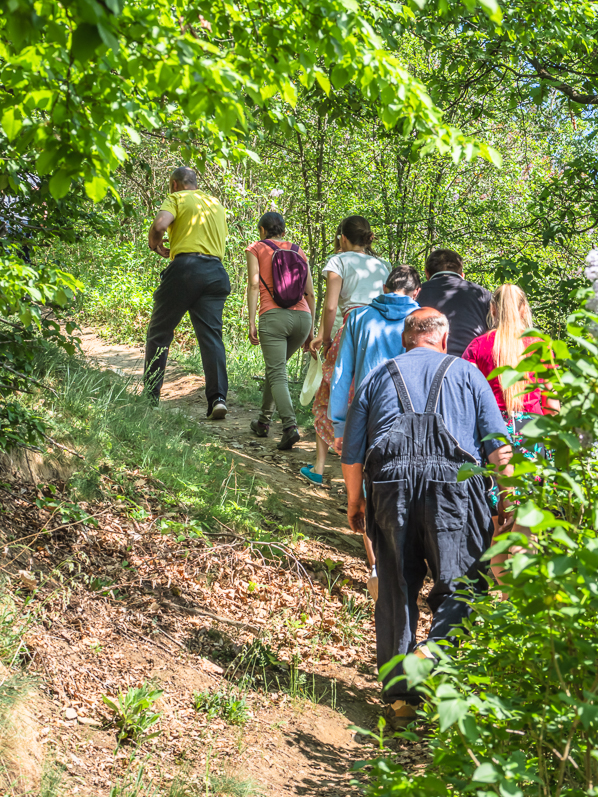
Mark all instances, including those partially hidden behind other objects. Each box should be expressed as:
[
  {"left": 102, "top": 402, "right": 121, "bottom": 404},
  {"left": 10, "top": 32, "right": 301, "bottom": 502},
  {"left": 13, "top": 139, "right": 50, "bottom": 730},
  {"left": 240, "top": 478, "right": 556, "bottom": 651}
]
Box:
[
  {"left": 424, "top": 356, "right": 456, "bottom": 413},
  {"left": 259, "top": 240, "right": 279, "bottom": 298},
  {"left": 386, "top": 359, "right": 414, "bottom": 413},
  {"left": 259, "top": 275, "right": 274, "bottom": 298},
  {"left": 261, "top": 239, "right": 280, "bottom": 252}
]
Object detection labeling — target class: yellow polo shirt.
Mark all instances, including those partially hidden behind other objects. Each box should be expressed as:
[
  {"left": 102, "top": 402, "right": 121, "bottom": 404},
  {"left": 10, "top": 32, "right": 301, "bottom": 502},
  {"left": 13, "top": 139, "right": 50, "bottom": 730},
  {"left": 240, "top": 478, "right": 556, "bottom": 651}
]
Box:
[{"left": 160, "top": 189, "right": 228, "bottom": 261}]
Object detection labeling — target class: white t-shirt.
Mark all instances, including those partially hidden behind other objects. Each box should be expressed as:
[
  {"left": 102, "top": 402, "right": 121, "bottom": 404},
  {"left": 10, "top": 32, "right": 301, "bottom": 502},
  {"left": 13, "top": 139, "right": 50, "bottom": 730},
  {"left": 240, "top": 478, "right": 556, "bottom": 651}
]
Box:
[{"left": 322, "top": 252, "right": 391, "bottom": 316}]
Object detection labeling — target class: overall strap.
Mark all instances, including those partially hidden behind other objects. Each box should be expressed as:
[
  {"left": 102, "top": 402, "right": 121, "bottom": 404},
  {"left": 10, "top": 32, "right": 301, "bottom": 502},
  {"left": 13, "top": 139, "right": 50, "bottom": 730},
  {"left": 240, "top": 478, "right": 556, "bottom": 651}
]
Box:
[
  {"left": 386, "top": 359, "right": 414, "bottom": 413},
  {"left": 424, "top": 356, "right": 456, "bottom": 413}
]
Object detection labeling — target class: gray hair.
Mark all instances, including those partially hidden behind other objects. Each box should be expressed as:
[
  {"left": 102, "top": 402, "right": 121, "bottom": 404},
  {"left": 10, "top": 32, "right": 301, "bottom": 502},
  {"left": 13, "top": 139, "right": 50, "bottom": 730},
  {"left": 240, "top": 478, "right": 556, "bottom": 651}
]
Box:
[
  {"left": 170, "top": 166, "right": 198, "bottom": 188},
  {"left": 403, "top": 311, "right": 449, "bottom": 342}
]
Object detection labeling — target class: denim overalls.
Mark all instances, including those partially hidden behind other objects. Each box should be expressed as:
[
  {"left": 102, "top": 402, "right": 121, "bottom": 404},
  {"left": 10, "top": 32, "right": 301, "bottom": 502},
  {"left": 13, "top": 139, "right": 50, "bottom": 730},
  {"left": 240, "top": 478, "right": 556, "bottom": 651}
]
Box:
[{"left": 364, "top": 355, "right": 492, "bottom": 703}]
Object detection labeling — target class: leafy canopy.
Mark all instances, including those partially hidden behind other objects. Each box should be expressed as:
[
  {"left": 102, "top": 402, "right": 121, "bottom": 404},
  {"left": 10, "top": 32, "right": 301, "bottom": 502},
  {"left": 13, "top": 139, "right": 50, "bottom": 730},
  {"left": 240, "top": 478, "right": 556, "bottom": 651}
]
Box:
[{"left": 0, "top": 0, "right": 503, "bottom": 204}]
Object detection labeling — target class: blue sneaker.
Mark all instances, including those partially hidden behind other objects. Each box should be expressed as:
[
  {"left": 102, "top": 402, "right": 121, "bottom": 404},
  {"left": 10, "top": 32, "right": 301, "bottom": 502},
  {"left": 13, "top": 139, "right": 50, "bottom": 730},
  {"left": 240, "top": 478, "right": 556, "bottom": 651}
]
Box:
[{"left": 300, "top": 465, "right": 323, "bottom": 485}]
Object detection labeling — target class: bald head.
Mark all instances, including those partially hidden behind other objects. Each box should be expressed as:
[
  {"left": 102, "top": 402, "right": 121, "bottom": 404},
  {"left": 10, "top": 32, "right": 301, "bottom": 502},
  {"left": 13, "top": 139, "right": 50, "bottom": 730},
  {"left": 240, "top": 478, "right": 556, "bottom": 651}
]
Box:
[
  {"left": 402, "top": 308, "right": 449, "bottom": 352},
  {"left": 170, "top": 166, "right": 198, "bottom": 192}
]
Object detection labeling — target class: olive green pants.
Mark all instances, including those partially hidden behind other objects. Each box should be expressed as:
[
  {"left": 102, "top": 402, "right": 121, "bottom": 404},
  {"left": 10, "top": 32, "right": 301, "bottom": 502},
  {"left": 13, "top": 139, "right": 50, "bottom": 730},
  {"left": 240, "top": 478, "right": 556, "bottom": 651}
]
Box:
[{"left": 258, "top": 309, "right": 312, "bottom": 429}]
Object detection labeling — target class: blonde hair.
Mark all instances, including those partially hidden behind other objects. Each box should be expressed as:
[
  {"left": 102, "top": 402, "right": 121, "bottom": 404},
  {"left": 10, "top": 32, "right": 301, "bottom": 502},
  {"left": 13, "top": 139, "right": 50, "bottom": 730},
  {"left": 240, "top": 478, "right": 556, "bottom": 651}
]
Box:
[{"left": 490, "top": 284, "right": 533, "bottom": 414}]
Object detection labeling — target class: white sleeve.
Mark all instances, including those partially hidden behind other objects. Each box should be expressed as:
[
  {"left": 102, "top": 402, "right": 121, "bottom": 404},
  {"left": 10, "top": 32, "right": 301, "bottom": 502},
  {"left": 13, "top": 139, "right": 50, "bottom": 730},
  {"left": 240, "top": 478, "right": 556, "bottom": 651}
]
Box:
[{"left": 322, "top": 254, "right": 344, "bottom": 278}]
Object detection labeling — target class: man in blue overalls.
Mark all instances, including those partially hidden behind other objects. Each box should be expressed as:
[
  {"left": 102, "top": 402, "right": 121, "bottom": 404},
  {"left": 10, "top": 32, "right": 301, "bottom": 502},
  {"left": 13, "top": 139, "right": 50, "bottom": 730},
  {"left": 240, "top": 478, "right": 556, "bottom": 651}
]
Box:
[{"left": 341, "top": 308, "right": 512, "bottom": 726}]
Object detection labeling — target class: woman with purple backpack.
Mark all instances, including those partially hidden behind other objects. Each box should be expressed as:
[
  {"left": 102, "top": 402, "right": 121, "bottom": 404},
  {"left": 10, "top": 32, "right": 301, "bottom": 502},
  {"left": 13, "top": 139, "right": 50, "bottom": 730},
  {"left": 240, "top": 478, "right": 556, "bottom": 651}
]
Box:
[{"left": 246, "top": 212, "right": 316, "bottom": 450}]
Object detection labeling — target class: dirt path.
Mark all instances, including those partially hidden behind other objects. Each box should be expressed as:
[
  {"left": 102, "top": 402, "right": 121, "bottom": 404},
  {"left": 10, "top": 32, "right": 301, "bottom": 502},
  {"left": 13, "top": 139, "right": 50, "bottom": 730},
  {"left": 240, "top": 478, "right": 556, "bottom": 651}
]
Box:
[
  {"left": 29, "top": 329, "right": 430, "bottom": 796},
  {"left": 79, "top": 329, "right": 355, "bottom": 548}
]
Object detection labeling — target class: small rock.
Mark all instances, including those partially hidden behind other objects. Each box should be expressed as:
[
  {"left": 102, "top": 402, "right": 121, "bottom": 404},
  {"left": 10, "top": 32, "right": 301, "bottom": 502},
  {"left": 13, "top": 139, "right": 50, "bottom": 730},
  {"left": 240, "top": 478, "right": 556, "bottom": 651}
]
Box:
[
  {"left": 78, "top": 716, "right": 100, "bottom": 727},
  {"left": 65, "top": 707, "right": 78, "bottom": 720}
]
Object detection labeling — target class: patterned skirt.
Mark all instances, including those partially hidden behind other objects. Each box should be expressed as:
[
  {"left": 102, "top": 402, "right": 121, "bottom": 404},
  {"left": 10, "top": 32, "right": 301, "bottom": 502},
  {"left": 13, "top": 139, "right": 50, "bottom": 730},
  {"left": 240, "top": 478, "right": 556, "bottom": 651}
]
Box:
[{"left": 312, "top": 322, "right": 354, "bottom": 448}]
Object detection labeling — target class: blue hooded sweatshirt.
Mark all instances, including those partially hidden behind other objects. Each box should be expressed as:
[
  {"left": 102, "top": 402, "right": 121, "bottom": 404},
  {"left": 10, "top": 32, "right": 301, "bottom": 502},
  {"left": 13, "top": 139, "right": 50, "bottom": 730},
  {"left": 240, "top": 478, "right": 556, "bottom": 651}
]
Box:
[{"left": 330, "top": 293, "right": 419, "bottom": 438}]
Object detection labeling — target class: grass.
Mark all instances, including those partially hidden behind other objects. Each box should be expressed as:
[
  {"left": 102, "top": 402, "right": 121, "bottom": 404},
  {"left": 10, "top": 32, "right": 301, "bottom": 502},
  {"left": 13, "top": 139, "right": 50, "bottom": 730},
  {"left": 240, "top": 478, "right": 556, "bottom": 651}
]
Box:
[
  {"left": 193, "top": 689, "right": 250, "bottom": 726},
  {"left": 106, "top": 766, "right": 262, "bottom": 797},
  {"left": 28, "top": 346, "right": 274, "bottom": 535}
]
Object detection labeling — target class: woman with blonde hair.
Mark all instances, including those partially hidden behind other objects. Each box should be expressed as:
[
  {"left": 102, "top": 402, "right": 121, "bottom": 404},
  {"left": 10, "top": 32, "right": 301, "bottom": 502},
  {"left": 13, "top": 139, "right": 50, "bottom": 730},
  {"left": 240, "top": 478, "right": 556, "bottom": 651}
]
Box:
[
  {"left": 463, "top": 283, "right": 558, "bottom": 590},
  {"left": 463, "top": 283, "right": 557, "bottom": 422}
]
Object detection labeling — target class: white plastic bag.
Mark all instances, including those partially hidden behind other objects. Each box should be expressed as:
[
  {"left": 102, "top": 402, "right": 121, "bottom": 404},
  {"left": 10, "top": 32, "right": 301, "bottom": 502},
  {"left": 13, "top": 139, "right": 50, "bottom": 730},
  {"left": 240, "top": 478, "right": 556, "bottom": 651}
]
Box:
[{"left": 299, "top": 353, "right": 323, "bottom": 406}]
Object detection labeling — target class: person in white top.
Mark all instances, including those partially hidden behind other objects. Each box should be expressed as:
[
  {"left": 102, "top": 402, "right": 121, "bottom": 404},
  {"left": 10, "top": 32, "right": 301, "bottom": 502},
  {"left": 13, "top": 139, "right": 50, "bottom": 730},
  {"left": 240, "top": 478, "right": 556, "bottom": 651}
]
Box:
[{"left": 300, "top": 216, "right": 390, "bottom": 485}]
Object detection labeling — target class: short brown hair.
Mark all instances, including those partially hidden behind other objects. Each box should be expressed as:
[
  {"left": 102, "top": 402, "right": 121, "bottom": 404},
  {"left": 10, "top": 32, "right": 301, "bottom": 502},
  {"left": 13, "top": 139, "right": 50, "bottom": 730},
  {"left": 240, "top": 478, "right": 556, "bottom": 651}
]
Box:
[
  {"left": 386, "top": 265, "right": 421, "bottom": 295},
  {"left": 425, "top": 249, "right": 463, "bottom": 276}
]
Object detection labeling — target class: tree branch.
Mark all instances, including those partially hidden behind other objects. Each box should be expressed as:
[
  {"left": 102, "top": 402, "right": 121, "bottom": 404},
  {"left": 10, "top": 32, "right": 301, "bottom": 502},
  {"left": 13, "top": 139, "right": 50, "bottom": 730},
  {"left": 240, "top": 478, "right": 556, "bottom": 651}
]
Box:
[{"left": 530, "top": 58, "right": 598, "bottom": 105}]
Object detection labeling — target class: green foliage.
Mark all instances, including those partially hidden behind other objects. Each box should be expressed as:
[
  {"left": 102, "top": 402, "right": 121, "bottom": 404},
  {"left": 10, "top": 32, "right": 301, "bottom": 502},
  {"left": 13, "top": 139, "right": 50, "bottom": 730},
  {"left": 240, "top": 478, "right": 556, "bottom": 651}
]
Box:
[
  {"left": 0, "top": 0, "right": 500, "bottom": 207},
  {"left": 102, "top": 683, "right": 163, "bottom": 748},
  {"left": 359, "top": 302, "right": 598, "bottom": 796},
  {"left": 0, "top": 584, "right": 31, "bottom": 665},
  {"left": 193, "top": 689, "right": 249, "bottom": 725}
]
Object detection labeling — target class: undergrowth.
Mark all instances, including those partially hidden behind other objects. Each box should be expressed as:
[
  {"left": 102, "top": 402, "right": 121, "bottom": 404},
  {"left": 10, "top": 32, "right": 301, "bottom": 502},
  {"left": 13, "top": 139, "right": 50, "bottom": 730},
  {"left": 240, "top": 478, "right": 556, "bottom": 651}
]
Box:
[{"left": 28, "top": 347, "right": 275, "bottom": 535}]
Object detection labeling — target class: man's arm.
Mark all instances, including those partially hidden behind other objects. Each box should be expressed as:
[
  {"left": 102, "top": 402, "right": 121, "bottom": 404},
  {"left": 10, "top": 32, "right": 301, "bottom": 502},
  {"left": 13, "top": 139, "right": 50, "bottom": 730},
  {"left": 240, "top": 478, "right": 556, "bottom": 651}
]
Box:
[
  {"left": 148, "top": 210, "right": 175, "bottom": 258},
  {"left": 487, "top": 443, "right": 513, "bottom": 528}
]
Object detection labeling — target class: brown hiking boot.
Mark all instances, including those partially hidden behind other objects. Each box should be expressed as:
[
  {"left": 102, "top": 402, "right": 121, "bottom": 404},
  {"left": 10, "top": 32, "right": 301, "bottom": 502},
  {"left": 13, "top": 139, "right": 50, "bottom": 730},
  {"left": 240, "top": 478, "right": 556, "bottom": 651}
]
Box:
[
  {"left": 277, "top": 426, "right": 300, "bottom": 450},
  {"left": 384, "top": 700, "right": 418, "bottom": 730}
]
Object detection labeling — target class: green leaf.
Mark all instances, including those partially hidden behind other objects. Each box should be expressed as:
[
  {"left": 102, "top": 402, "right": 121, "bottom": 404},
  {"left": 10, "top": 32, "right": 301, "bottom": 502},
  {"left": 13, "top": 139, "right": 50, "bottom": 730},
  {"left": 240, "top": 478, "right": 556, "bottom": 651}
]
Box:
[
  {"left": 473, "top": 762, "right": 499, "bottom": 783},
  {"left": 84, "top": 175, "right": 109, "bottom": 202},
  {"left": 315, "top": 70, "right": 331, "bottom": 96},
  {"left": 515, "top": 501, "right": 544, "bottom": 528},
  {"left": 49, "top": 170, "right": 71, "bottom": 200},
  {"left": 437, "top": 697, "right": 468, "bottom": 731},
  {"left": 1, "top": 108, "right": 22, "bottom": 141},
  {"left": 71, "top": 22, "right": 103, "bottom": 63},
  {"left": 331, "top": 65, "right": 351, "bottom": 89},
  {"left": 476, "top": 0, "right": 503, "bottom": 23}
]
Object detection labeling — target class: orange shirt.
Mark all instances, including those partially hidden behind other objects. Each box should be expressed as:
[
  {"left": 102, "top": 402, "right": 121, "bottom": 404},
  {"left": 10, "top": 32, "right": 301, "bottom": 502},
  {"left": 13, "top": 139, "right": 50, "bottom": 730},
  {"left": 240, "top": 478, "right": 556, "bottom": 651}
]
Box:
[{"left": 246, "top": 240, "right": 310, "bottom": 316}]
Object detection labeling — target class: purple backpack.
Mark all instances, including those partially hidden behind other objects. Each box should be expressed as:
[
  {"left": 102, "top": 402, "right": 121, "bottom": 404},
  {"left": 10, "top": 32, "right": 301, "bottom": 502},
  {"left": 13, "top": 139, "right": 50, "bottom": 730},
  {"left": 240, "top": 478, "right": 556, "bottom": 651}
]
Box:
[{"left": 260, "top": 240, "right": 308, "bottom": 309}]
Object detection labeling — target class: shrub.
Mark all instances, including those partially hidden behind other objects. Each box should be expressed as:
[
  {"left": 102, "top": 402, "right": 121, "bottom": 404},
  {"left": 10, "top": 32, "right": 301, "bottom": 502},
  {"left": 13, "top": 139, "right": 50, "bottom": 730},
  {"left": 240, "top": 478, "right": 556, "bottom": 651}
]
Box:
[
  {"left": 193, "top": 689, "right": 249, "bottom": 726},
  {"left": 357, "top": 300, "right": 598, "bottom": 796}
]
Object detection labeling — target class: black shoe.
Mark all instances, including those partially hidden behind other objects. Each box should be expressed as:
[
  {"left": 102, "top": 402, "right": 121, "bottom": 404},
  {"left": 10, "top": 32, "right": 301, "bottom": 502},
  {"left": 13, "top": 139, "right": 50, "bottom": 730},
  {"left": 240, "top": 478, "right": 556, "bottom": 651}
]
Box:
[
  {"left": 207, "top": 398, "right": 227, "bottom": 420},
  {"left": 250, "top": 420, "right": 270, "bottom": 438},
  {"left": 277, "top": 426, "right": 300, "bottom": 450}
]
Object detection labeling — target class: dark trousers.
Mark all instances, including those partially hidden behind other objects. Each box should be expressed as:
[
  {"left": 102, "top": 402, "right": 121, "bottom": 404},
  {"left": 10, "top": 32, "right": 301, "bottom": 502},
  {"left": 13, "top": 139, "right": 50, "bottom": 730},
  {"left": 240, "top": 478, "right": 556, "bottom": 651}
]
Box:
[
  {"left": 144, "top": 253, "right": 231, "bottom": 403},
  {"left": 370, "top": 472, "right": 492, "bottom": 703}
]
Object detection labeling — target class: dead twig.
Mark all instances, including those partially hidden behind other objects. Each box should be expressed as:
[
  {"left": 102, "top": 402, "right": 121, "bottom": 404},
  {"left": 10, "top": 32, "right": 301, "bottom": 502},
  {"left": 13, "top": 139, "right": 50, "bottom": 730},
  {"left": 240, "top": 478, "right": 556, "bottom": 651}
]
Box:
[{"left": 210, "top": 517, "right": 317, "bottom": 595}]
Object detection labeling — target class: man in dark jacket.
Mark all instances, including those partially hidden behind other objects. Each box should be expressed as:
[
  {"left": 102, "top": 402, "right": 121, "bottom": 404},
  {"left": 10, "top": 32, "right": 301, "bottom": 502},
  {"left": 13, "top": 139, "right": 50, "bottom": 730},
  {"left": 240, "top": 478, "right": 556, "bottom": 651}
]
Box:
[
  {"left": 417, "top": 249, "right": 491, "bottom": 356},
  {"left": 341, "top": 308, "right": 512, "bottom": 727}
]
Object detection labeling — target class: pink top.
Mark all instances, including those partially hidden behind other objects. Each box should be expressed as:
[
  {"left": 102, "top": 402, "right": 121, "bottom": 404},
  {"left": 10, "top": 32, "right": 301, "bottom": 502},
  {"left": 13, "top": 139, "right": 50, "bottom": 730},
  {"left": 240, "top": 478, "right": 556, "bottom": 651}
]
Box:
[
  {"left": 245, "top": 240, "right": 310, "bottom": 317},
  {"left": 462, "top": 330, "right": 543, "bottom": 414}
]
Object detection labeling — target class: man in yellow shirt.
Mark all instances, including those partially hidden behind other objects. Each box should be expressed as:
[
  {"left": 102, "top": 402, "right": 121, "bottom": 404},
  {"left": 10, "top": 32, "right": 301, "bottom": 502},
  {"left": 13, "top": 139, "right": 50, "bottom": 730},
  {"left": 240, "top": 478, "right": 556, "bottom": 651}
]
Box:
[{"left": 146, "top": 167, "right": 230, "bottom": 419}]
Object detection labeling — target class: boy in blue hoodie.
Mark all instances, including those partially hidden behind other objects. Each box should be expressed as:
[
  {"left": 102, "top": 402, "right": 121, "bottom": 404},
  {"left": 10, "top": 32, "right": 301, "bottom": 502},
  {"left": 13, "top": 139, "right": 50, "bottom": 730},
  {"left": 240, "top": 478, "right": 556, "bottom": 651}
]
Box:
[{"left": 331, "top": 265, "right": 420, "bottom": 453}]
